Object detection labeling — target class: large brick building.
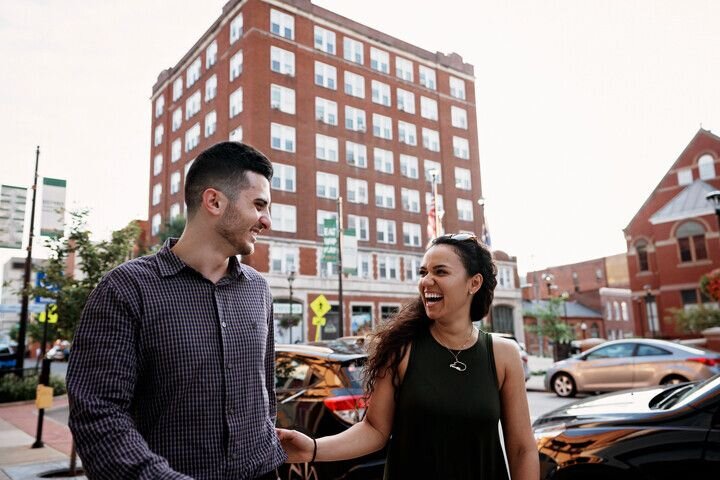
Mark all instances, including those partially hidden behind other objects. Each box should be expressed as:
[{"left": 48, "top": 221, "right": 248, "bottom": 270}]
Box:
[
  {"left": 624, "top": 129, "right": 720, "bottom": 338},
  {"left": 147, "top": 0, "right": 488, "bottom": 342}
]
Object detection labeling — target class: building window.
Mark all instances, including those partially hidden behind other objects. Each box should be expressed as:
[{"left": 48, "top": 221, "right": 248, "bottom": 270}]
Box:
[
  {"left": 635, "top": 241, "right": 649, "bottom": 271},
  {"left": 154, "top": 124, "right": 164, "bottom": 146},
  {"left": 271, "top": 123, "right": 296, "bottom": 152},
  {"left": 681, "top": 289, "right": 699, "bottom": 308},
  {"left": 173, "top": 77, "right": 183, "bottom": 101},
  {"left": 315, "top": 97, "right": 337, "bottom": 125},
  {"left": 343, "top": 37, "right": 364, "bottom": 64},
  {"left": 172, "top": 108, "right": 183, "bottom": 132},
  {"left": 229, "top": 87, "right": 243, "bottom": 118},
  {"left": 371, "top": 80, "right": 391, "bottom": 106},
  {"left": 155, "top": 96, "right": 164, "bottom": 118},
  {"left": 377, "top": 219, "right": 396, "bottom": 244},
  {"left": 351, "top": 255, "right": 372, "bottom": 279},
  {"left": 170, "top": 203, "right": 181, "bottom": 220},
  {"left": 186, "top": 58, "right": 201, "bottom": 88},
  {"left": 396, "top": 88, "right": 415, "bottom": 114},
  {"left": 372, "top": 113, "right": 392, "bottom": 140},
  {"left": 381, "top": 305, "right": 399, "bottom": 321},
  {"left": 404, "top": 256, "right": 421, "bottom": 282},
  {"left": 401, "top": 188, "right": 420, "bottom": 213},
  {"left": 230, "top": 13, "right": 243, "bottom": 43},
  {"left": 457, "top": 198, "right": 473, "bottom": 222},
  {"left": 419, "top": 65, "right": 436, "bottom": 90},
  {"left": 270, "top": 204, "right": 297, "bottom": 233},
  {"left": 314, "top": 61, "right": 337, "bottom": 90},
  {"left": 699, "top": 154, "right": 716, "bottom": 179},
  {"left": 184, "top": 123, "right": 200, "bottom": 152},
  {"left": 453, "top": 136, "right": 469, "bottom": 159},
  {"left": 270, "top": 9, "right": 294, "bottom": 40},
  {"left": 171, "top": 139, "right": 181, "bottom": 162},
  {"left": 153, "top": 154, "right": 163, "bottom": 176},
  {"left": 677, "top": 167, "right": 693, "bottom": 186},
  {"left": 455, "top": 167, "right": 471, "bottom": 190},
  {"left": 451, "top": 106, "right": 468, "bottom": 129},
  {"left": 205, "top": 74, "right": 217, "bottom": 102},
  {"left": 621, "top": 302, "right": 629, "bottom": 321},
  {"left": 398, "top": 121, "right": 417, "bottom": 146},
  {"left": 424, "top": 160, "right": 442, "bottom": 183},
  {"left": 206, "top": 40, "right": 217, "bottom": 68},
  {"left": 152, "top": 213, "right": 162, "bottom": 236},
  {"left": 317, "top": 210, "right": 338, "bottom": 236},
  {"left": 229, "top": 50, "right": 243, "bottom": 81},
  {"left": 347, "top": 214, "right": 369, "bottom": 241},
  {"left": 370, "top": 47, "right": 390, "bottom": 73},
  {"left": 347, "top": 178, "right": 368, "bottom": 204},
  {"left": 316, "top": 134, "right": 339, "bottom": 162},
  {"left": 316, "top": 172, "right": 339, "bottom": 199},
  {"left": 270, "top": 46, "right": 295, "bottom": 76},
  {"left": 497, "top": 266, "right": 514, "bottom": 289},
  {"left": 270, "top": 245, "right": 298, "bottom": 272},
  {"left": 374, "top": 148, "right": 394, "bottom": 174},
  {"left": 420, "top": 96, "right": 438, "bottom": 120},
  {"left": 170, "top": 171, "right": 181, "bottom": 195},
  {"left": 378, "top": 255, "right": 399, "bottom": 280},
  {"left": 346, "top": 141, "right": 367, "bottom": 168},
  {"left": 229, "top": 126, "right": 242, "bottom": 142},
  {"left": 396, "top": 57, "right": 413, "bottom": 82},
  {"left": 314, "top": 26, "right": 336, "bottom": 54},
  {"left": 270, "top": 84, "right": 295, "bottom": 114},
  {"left": 185, "top": 91, "right": 201, "bottom": 120},
  {"left": 422, "top": 128, "right": 440, "bottom": 152},
  {"left": 345, "top": 106, "right": 366, "bottom": 132},
  {"left": 676, "top": 221, "right": 708, "bottom": 262},
  {"left": 400, "top": 154, "right": 419, "bottom": 179},
  {"left": 152, "top": 183, "right": 162, "bottom": 206},
  {"left": 271, "top": 163, "right": 296, "bottom": 192},
  {"left": 375, "top": 183, "right": 395, "bottom": 209},
  {"left": 204, "top": 110, "right": 217, "bottom": 137},
  {"left": 344, "top": 71, "right": 365, "bottom": 98},
  {"left": 403, "top": 223, "right": 422, "bottom": 247},
  {"left": 449, "top": 76, "right": 466, "bottom": 100}
]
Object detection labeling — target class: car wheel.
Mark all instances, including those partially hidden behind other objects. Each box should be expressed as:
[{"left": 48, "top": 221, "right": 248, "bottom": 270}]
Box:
[
  {"left": 552, "top": 373, "right": 576, "bottom": 398},
  {"left": 661, "top": 374, "right": 688, "bottom": 385},
  {"left": 285, "top": 462, "right": 319, "bottom": 480}
]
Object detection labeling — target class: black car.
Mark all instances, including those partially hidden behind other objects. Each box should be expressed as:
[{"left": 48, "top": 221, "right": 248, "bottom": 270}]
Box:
[
  {"left": 275, "top": 342, "right": 385, "bottom": 480},
  {"left": 533, "top": 374, "right": 720, "bottom": 479}
]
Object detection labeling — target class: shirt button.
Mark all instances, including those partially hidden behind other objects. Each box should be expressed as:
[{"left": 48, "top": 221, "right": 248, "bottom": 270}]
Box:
[
  {"left": 221, "top": 322, "right": 227, "bottom": 328},
  {"left": 226, "top": 363, "right": 232, "bottom": 370},
  {"left": 228, "top": 408, "right": 234, "bottom": 415}
]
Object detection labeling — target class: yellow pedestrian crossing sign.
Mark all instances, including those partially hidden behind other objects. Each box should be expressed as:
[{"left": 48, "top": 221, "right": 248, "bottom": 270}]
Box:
[
  {"left": 310, "top": 295, "right": 331, "bottom": 318},
  {"left": 38, "top": 304, "right": 58, "bottom": 324}
]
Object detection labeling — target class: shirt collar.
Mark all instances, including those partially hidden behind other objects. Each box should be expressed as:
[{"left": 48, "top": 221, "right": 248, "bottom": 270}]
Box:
[{"left": 157, "top": 238, "right": 244, "bottom": 280}]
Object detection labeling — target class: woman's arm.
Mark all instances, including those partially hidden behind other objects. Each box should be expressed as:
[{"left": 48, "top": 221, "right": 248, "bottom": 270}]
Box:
[{"left": 493, "top": 338, "right": 540, "bottom": 480}]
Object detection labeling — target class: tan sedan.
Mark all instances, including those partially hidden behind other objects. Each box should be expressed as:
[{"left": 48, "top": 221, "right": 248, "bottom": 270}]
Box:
[{"left": 544, "top": 338, "right": 720, "bottom": 397}]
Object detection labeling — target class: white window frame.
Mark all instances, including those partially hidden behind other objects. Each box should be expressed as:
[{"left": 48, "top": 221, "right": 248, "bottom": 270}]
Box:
[
  {"left": 343, "top": 37, "right": 364, "bottom": 64},
  {"left": 230, "top": 50, "right": 243, "bottom": 81},
  {"left": 403, "top": 222, "right": 422, "bottom": 247},
  {"left": 229, "top": 87, "right": 243, "bottom": 118},
  {"left": 230, "top": 14, "right": 243, "bottom": 43},
  {"left": 155, "top": 96, "right": 164, "bottom": 118},
  {"left": 271, "top": 123, "right": 296, "bottom": 152},
  {"left": 316, "top": 134, "right": 339, "bottom": 162},
  {"left": 373, "top": 148, "right": 394, "bottom": 174},
  {"left": 371, "top": 80, "right": 391, "bottom": 106},
  {"left": 173, "top": 77, "right": 183, "bottom": 101},
  {"left": 396, "top": 88, "right": 415, "bottom": 114},
  {"left": 229, "top": 126, "right": 242, "bottom": 142},
  {"left": 186, "top": 58, "right": 201, "bottom": 88},
  {"left": 375, "top": 183, "right": 395, "bottom": 209},
  {"left": 398, "top": 121, "right": 417, "bottom": 146},
  {"left": 205, "top": 74, "right": 217, "bottom": 102},
  {"left": 424, "top": 160, "right": 442, "bottom": 183},
  {"left": 206, "top": 40, "right": 218, "bottom": 68},
  {"left": 172, "top": 108, "right": 182, "bottom": 132},
  {"left": 270, "top": 245, "right": 299, "bottom": 273},
  {"left": 457, "top": 198, "right": 474, "bottom": 222},
  {"left": 314, "top": 26, "right": 336, "bottom": 54},
  {"left": 153, "top": 154, "right": 163, "bottom": 176},
  {"left": 171, "top": 139, "right": 181, "bottom": 162},
  {"left": 451, "top": 106, "right": 468, "bottom": 129},
  {"left": 347, "top": 214, "right": 369, "bottom": 241},
  {"left": 344, "top": 71, "right": 365, "bottom": 98},
  {"left": 315, "top": 97, "right": 337, "bottom": 125},
  {"left": 152, "top": 183, "right": 162, "bottom": 206},
  {"left": 453, "top": 136, "right": 470, "bottom": 159},
  {"left": 345, "top": 106, "right": 366, "bottom": 132},
  {"left": 271, "top": 163, "right": 296, "bottom": 192},
  {"left": 699, "top": 154, "right": 716, "bottom": 180},
  {"left": 454, "top": 167, "right": 471, "bottom": 190},
  {"left": 204, "top": 110, "right": 217, "bottom": 138},
  {"left": 170, "top": 203, "right": 181, "bottom": 220},
  {"left": 346, "top": 141, "right": 367, "bottom": 168},
  {"left": 377, "top": 255, "right": 399, "bottom": 280},
  {"left": 270, "top": 84, "right": 296, "bottom": 114},
  {"left": 170, "top": 171, "right": 181, "bottom": 195},
  {"left": 420, "top": 96, "right": 438, "bottom": 120},
  {"left": 270, "top": 46, "right": 295, "bottom": 76},
  {"left": 370, "top": 47, "right": 390, "bottom": 73},
  {"left": 316, "top": 172, "right": 339, "bottom": 199},
  {"left": 400, "top": 154, "right": 419, "bottom": 179},
  {"left": 184, "top": 123, "right": 200, "bottom": 152},
  {"left": 154, "top": 124, "right": 164, "bottom": 146},
  {"left": 396, "top": 57, "right": 413, "bottom": 82},
  {"left": 270, "top": 204, "right": 297, "bottom": 233},
  {"left": 401, "top": 188, "right": 420, "bottom": 213},
  {"left": 372, "top": 113, "right": 392, "bottom": 140},
  {"left": 404, "top": 256, "right": 422, "bottom": 282},
  {"left": 419, "top": 65, "right": 437, "bottom": 90},
  {"left": 185, "top": 91, "right": 201, "bottom": 120},
  {"left": 376, "top": 219, "right": 396, "bottom": 244},
  {"left": 347, "top": 178, "right": 368, "bottom": 204},
  {"left": 317, "top": 210, "right": 338, "bottom": 236},
  {"left": 449, "top": 76, "right": 466, "bottom": 100},
  {"left": 422, "top": 128, "right": 440, "bottom": 152},
  {"left": 152, "top": 213, "right": 161, "bottom": 236},
  {"left": 270, "top": 9, "right": 294, "bottom": 40},
  {"left": 314, "top": 61, "right": 337, "bottom": 90}
]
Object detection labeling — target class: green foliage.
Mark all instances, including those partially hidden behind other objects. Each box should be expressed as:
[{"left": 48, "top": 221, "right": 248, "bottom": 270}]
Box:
[
  {"left": 24, "top": 210, "right": 142, "bottom": 340},
  {"left": 526, "top": 297, "right": 575, "bottom": 347},
  {"left": 667, "top": 305, "right": 720, "bottom": 334},
  {"left": 158, "top": 216, "right": 186, "bottom": 244},
  {"left": 0, "top": 373, "right": 66, "bottom": 403}
]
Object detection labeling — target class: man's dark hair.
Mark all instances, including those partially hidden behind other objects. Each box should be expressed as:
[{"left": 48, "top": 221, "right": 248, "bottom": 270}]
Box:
[{"left": 184, "top": 142, "right": 273, "bottom": 218}]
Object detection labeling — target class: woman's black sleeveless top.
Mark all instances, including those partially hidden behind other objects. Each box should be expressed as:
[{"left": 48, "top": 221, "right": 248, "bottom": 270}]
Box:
[{"left": 383, "top": 329, "right": 509, "bottom": 480}]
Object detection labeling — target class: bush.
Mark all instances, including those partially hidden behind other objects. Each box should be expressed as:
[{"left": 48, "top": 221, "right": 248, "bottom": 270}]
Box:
[{"left": 0, "top": 373, "right": 67, "bottom": 403}]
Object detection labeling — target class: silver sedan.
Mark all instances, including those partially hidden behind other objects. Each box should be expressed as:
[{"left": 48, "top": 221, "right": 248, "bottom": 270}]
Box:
[{"left": 544, "top": 338, "right": 720, "bottom": 397}]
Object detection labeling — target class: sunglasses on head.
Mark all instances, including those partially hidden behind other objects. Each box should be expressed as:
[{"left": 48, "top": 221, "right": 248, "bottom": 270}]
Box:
[{"left": 431, "top": 233, "right": 478, "bottom": 245}]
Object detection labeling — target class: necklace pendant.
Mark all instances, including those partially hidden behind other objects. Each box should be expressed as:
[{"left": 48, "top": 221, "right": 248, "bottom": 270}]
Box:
[{"left": 449, "top": 360, "right": 467, "bottom": 372}]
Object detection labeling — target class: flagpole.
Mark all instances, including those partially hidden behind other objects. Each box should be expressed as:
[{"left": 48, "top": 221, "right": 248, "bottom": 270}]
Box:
[
  {"left": 432, "top": 172, "right": 439, "bottom": 237},
  {"left": 337, "top": 196, "right": 344, "bottom": 338}
]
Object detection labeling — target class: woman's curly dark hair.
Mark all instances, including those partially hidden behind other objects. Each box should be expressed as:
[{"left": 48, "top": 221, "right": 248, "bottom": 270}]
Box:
[{"left": 363, "top": 236, "right": 497, "bottom": 396}]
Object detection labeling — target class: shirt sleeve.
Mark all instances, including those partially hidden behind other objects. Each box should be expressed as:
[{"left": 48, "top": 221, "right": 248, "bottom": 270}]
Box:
[
  {"left": 67, "top": 276, "right": 192, "bottom": 480},
  {"left": 265, "top": 294, "right": 277, "bottom": 423}
]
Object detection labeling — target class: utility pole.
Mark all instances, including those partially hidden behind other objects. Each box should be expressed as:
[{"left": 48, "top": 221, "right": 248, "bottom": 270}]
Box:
[
  {"left": 337, "top": 197, "right": 344, "bottom": 338},
  {"left": 16, "top": 146, "right": 40, "bottom": 375}
]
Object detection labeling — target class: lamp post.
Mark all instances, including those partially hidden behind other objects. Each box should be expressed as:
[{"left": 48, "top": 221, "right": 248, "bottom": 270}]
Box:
[
  {"left": 287, "top": 270, "right": 296, "bottom": 344},
  {"left": 644, "top": 284, "right": 657, "bottom": 338},
  {"left": 542, "top": 273, "right": 555, "bottom": 297},
  {"left": 706, "top": 190, "right": 720, "bottom": 228},
  {"left": 580, "top": 322, "right": 587, "bottom": 340},
  {"left": 560, "top": 291, "right": 569, "bottom": 325}
]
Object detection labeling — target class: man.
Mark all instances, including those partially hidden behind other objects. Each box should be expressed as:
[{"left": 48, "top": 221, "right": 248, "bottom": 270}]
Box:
[{"left": 67, "top": 142, "right": 286, "bottom": 479}]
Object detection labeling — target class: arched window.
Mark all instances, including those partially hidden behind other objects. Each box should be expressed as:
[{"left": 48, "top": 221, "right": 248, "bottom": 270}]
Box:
[
  {"left": 698, "top": 154, "right": 716, "bottom": 180},
  {"left": 621, "top": 302, "right": 628, "bottom": 321},
  {"left": 635, "top": 240, "right": 649, "bottom": 271},
  {"left": 590, "top": 323, "right": 600, "bottom": 338},
  {"left": 676, "top": 221, "right": 708, "bottom": 263},
  {"left": 613, "top": 301, "right": 620, "bottom": 321},
  {"left": 491, "top": 305, "right": 514, "bottom": 334}
]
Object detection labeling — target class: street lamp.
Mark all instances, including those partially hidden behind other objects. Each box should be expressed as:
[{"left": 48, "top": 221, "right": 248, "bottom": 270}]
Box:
[
  {"left": 644, "top": 284, "right": 657, "bottom": 338},
  {"left": 560, "top": 291, "right": 570, "bottom": 325},
  {"left": 287, "top": 271, "right": 296, "bottom": 344},
  {"left": 542, "top": 273, "right": 555, "bottom": 297},
  {"left": 580, "top": 322, "right": 587, "bottom": 340}
]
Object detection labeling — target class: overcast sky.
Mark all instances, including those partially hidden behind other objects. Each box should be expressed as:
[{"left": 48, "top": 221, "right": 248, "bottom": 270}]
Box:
[{"left": 2, "top": 0, "right": 720, "bottom": 280}]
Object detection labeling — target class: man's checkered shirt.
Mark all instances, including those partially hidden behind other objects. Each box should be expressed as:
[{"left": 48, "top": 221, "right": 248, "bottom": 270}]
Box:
[{"left": 67, "top": 239, "right": 287, "bottom": 479}]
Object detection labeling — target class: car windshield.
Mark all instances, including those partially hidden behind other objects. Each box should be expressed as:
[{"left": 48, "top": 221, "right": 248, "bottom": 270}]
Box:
[
  {"left": 343, "top": 360, "right": 365, "bottom": 389},
  {"left": 650, "top": 375, "right": 720, "bottom": 410}
]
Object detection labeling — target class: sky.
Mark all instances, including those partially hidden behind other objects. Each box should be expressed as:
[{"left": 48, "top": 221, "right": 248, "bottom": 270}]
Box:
[{"left": 2, "top": 0, "right": 720, "bottom": 280}]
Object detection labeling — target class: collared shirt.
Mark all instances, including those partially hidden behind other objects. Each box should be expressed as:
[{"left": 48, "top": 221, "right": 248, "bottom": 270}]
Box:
[{"left": 67, "top": 239, "right": 286, "bottom": 479}]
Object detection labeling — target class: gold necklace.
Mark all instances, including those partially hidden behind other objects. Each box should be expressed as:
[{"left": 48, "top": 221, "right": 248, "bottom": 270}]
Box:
[{"left": 433, "top": 325, "right": 476, "bottom": 372}]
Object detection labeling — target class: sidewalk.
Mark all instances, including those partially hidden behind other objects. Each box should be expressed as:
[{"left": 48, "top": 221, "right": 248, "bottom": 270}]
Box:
[
  {"left": 0, "top": 396, "right": 85, "bottom": 479},
  {"left": 526, "top": 354, "right": 554, "bottom": 392}
]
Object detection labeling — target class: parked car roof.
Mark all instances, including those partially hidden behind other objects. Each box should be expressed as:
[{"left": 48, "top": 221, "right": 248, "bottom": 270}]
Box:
[{"left": 277, "top": 342, "right": 367, "bottom": 361}]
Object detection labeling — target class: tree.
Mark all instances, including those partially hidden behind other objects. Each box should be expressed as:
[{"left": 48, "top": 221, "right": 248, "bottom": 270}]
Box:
[
  {"left": 527, "top": 297, "right": 575, "bottom": 361},
  {"left": 158, "top": 216, "right": 186, "bottom": 244},
  {"left": 667, "top": 305, "right": 720, "bottom": 334},
  {"left": 25, "top": 210, "right": 142, "bottom": 340}
]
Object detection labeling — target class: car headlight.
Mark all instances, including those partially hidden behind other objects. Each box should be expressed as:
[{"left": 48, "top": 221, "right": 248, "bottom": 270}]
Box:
[{"left": 533, "top": 423, "right": 566, "bottom": 441}]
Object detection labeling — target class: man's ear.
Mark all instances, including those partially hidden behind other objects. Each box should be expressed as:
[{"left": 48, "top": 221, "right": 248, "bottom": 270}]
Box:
[{"left": 200, "top": 188, "right": 225, "bottom": 217}]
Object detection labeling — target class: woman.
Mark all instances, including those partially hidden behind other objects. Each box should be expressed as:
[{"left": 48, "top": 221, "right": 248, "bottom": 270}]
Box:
[{"left": 277, "top": 233, "right": 539, "bottom": 479}]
